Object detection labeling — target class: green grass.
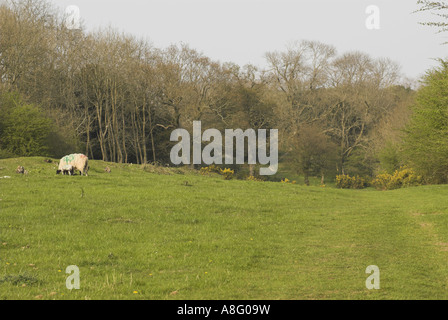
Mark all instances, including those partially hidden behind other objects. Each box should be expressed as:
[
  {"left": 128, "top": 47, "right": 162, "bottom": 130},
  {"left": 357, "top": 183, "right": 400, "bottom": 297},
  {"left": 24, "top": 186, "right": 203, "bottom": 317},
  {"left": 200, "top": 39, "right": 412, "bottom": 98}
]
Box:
[{"left": 0, "top": 157, "right": 447, "bottom": 300}]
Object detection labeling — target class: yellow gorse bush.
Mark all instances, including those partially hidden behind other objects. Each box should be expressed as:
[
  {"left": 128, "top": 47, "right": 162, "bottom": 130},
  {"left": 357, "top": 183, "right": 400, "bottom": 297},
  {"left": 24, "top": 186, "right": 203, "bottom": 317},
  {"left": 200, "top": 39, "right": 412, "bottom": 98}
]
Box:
[
  {"left": 219, "top": 168, "right": 234, "bottom": 180},
  {"left": 281, "top": 178, "right": 296, "bottom": 184},
  {"left": 200, "top": 164, "right": 221, "bottom": 174},
  {"left": 200, "top": 165, "right": 234, "bottom": 180},
  {"left": 335, "top": 174, "right": 368, "bottom": 189},
  {"left": 372, "top": 166, "right": 422, "bottom": 190},
  {"left": 246, "top": 175, "right": 264, "bottom": 182}
]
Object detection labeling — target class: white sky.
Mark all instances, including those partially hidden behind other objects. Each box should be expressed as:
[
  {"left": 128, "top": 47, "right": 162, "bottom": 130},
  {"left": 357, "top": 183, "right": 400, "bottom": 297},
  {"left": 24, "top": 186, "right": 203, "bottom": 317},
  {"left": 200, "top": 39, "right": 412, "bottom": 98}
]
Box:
[{"left": 50, "top": 0, "right": 448, "bottom": 80}]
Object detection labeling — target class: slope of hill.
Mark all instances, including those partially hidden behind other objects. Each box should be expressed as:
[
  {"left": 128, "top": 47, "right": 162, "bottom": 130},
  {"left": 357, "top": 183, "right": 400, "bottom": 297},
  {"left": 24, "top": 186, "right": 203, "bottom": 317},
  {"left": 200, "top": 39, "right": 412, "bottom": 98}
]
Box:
[{"left": 0, "top": 157, "right": 447, "bottom": 299}]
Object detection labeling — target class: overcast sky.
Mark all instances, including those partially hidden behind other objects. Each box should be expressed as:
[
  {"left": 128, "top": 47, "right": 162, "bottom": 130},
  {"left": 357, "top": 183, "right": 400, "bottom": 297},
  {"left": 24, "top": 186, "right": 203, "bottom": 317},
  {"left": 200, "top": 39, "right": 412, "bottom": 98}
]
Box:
[{"left": 50, "top": 0, "right": 447, "bottom": 80}]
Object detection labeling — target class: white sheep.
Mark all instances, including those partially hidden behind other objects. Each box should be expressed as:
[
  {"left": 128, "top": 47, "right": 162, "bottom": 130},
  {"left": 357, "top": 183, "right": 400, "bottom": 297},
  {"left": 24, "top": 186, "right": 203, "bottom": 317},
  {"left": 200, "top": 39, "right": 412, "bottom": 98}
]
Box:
[{"left": 57, "top": 154, "right": 89, "bottom": 176}]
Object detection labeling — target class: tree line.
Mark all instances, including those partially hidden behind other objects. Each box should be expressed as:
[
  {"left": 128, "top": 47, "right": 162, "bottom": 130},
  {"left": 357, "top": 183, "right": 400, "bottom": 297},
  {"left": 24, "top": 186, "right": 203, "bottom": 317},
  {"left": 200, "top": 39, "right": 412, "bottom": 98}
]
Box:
[{"left": 2, "top": 0, "right": 438, "bottom": 183}]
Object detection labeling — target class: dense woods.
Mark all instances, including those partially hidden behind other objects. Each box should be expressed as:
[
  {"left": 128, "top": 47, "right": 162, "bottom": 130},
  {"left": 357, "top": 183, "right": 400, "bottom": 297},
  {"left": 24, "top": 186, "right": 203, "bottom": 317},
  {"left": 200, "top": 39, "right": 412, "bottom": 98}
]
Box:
[{"left": 1, "top": 0, "right": 444, "bottom": 183}]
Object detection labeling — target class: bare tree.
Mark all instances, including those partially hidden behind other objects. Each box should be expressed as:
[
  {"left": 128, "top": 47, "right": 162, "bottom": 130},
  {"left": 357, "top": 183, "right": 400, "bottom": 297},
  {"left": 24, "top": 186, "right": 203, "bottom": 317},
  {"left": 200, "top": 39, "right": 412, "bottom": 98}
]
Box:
[{"left": 416, "top": 0, "right": 448, "bottom": 36}]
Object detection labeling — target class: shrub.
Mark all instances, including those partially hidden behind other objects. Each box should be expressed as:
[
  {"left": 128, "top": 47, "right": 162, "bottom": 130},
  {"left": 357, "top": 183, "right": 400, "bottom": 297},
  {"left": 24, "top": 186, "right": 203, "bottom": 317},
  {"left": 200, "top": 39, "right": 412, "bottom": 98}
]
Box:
[
  {"left": 0, "top": 91, "right": 72, "bottom": 158},
  {"left": 335, "top": 174, "right": 368, "bottom": 189},
  {"left": 0, "top": 149, "right": 17, "bottom": 159},
  {"left": 371, "top": 173, "right": 391, "bottom": 191},
  {"left": 200, "top": 164, "right": 221, "bottom": 175},
  {"left": 371, "top": 166, "right": 423, "bottom": 190},
  {"left": 379, "top": 142, "right": 401, "bottom": 174},
  {"left": 200, "top": 165, "right": 234, "bottom": 180},
  {"left": 246, "top": 175, "right": 264, "bottom": 182},
  {"left": 219, "top": 168, "right": 234, "bottom": 180}
]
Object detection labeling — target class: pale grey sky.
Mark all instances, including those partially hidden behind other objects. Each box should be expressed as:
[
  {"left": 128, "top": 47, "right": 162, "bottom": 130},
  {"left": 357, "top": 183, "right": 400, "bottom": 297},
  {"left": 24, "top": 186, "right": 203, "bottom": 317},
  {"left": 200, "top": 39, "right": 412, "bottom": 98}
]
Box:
[{"left": 51, "top": 0, "right": 447, "bottom": 80}]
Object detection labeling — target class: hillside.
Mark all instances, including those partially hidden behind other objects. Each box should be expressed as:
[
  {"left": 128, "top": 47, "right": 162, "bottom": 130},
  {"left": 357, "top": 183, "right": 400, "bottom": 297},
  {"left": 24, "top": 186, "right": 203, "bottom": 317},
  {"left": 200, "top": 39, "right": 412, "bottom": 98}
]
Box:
[{"left": 0, "top": 157, "right": 447, "bottom": 299}]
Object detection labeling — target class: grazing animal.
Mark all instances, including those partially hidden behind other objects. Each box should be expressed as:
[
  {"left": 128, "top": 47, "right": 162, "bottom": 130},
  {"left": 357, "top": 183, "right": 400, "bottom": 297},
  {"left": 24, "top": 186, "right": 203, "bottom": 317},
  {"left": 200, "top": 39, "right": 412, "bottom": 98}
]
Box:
[
  {"left": 16, "top": 166, "right": 25, "bottom": 174},
  {"left": 105, "top": 167, "right": 111, "bottom": 173},
  {"left": 56, "top": 154, "right": 89, "bottom": 176}
]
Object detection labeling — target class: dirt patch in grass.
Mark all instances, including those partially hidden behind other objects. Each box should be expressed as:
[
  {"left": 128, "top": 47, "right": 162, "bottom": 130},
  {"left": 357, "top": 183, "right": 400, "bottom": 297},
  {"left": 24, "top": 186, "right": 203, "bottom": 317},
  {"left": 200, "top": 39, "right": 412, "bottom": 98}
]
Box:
[
  {"left": 0, "top": 274, "right": 40, "bottom": 286},
  {"left": 436, "top": 242, "right": 448, "bottom": 252}
]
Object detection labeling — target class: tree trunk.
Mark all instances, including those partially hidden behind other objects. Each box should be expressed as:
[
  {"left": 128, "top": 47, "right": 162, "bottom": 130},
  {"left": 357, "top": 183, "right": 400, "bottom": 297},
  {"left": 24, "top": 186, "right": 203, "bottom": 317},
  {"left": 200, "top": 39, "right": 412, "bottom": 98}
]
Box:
[
  {"left": 85, "top": 110, "right": 90, "bottom": 157},
  {"left": 249, "top": 164, "right": 254, "bottom": 177}
]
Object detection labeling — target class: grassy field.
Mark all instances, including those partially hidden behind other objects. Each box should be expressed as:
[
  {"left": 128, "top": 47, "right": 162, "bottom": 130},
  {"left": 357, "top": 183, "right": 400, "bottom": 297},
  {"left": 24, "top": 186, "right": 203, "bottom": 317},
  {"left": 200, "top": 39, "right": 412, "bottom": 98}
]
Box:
[{"left": 0, "top": 157, "right": 447, "bottom": 300}]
